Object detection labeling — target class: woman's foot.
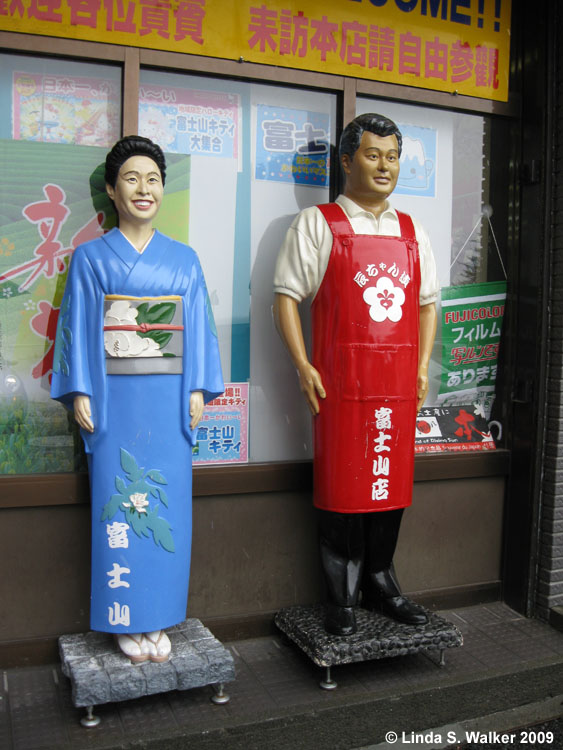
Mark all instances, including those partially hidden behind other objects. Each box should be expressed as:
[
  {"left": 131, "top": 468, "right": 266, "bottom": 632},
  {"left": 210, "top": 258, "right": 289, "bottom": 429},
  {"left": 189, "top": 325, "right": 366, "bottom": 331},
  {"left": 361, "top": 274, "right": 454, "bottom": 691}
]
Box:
[
  {"left": 144, "top": 630, "right": 171, "bottom": 662},
  {"left": 114, "top": 633, "right": 149, "bottom": 664}
]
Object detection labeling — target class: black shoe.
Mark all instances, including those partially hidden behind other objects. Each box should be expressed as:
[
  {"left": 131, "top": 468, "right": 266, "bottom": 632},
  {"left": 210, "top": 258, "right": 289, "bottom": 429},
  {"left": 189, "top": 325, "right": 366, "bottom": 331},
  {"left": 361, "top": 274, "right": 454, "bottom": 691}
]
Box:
[
  {"left": 365, "top": 595, "right": 428, "bottom": 626},
  {"left": 324, "top": 604, "right": 357, "bottom": 636}
]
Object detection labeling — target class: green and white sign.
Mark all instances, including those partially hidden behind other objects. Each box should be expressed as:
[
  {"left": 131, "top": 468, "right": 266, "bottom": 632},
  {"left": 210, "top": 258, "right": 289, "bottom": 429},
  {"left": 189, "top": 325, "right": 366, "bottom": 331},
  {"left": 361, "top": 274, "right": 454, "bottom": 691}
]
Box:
[{"left": 438, "top": 281, "right": 507, "bottom": 418}]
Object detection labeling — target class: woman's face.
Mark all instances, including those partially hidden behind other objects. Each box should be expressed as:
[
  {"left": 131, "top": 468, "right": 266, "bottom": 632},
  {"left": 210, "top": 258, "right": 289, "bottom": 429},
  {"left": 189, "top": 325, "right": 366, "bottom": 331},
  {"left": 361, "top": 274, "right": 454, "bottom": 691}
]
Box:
[{"left": 106, "top": 155, "right": 163, "bottom": 227}]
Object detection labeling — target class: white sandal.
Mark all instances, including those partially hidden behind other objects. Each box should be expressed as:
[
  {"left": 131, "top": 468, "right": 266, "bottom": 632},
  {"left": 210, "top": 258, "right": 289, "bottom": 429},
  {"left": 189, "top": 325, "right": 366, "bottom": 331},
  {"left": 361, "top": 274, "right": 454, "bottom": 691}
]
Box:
[
  {"left": 144, "top": 630, "right": 171, "bottom": 663},
  {"left": 115, "top": 633, "right": 149, "bottom": 664}
]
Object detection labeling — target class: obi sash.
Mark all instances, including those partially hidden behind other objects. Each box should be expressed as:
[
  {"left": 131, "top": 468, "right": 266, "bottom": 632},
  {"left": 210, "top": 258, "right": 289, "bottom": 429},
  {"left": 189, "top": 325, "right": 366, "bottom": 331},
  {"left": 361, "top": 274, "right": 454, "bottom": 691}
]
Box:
[{"left": 103, "top": 295, "right": 184, "bottom": 375}]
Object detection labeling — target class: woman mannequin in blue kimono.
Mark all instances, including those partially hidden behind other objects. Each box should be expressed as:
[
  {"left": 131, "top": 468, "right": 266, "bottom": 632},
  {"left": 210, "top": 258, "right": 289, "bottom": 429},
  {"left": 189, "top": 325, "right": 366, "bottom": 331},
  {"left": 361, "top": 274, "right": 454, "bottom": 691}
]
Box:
[{"left": 51, "top": 136, "right": 224, "bottom": 663}]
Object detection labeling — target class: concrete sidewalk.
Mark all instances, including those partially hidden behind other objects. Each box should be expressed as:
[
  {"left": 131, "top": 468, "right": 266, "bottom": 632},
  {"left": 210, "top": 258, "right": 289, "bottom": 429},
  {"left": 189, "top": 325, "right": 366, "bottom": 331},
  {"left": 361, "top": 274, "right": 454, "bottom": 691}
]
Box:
[
  {"left": 2, "top": 602, "right": 562, "bottom": 750},
  {"left": 356, "top": 699, "right": 563, "bottom": 749}
]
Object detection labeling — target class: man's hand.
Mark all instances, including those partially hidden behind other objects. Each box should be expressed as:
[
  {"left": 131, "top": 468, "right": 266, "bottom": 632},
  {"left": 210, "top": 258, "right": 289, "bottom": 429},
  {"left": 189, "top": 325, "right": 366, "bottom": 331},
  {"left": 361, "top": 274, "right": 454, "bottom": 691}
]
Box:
[
  {"left": 73, "top": 395, "right": 94, "bottom": 433},
  {"left": 417, "top": 302, "right": 437, "bottom": 415},
  {"left": 416, "top": 368, "right": 429, "bottom": 413},
  {"left": 274, "top": 293, "right": 327, "bottom": 415},
  {"left": 189, "top": 391, "right": 204, "bottom": 430},
  {"left": 297, "top": 362, "right": 326, "bottom": 415}
]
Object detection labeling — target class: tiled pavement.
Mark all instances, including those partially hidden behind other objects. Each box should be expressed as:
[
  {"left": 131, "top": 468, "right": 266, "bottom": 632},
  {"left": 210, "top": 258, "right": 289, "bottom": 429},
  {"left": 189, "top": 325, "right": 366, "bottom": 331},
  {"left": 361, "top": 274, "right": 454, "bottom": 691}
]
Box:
[{"left": 2, "top": 603, "right": 563, "bottom": 750}]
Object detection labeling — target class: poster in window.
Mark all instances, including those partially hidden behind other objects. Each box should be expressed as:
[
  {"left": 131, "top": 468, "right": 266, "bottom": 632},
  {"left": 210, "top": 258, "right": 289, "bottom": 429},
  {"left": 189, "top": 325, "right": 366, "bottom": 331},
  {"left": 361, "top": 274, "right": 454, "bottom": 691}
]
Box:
[
  {"left": 139, "top": 84, "right": 241, "bottom": 162},
  {"left": 255, "top": 104, "right": 330, "bottom": 187},
  {"left": 395, "top": 123, "right": 436, "bottom": 198},
  {"left": 437, "top": 280, "right": 506, "bottom": 419},
  {"left": 193, "top": 383, "right": 249, "bottom": 465},
  {"left": 12, "top": 71, "right": 120, "bottom": 147},
  {"left": 415, "top": 404, "right": 496, "bottom": 453}
]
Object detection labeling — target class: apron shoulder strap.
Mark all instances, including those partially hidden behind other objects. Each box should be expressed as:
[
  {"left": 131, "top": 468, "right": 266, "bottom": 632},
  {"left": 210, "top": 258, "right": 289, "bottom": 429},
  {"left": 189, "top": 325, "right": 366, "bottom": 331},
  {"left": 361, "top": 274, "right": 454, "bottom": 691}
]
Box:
[
  {"left": 396, "top": 210, "right": 416, "bottom": 242},
  {"left": 317, "top": 203, "right": 354, "bottom": 236},
  {"left": 396, "top": 210, "right": 421, "bottom": 289}
]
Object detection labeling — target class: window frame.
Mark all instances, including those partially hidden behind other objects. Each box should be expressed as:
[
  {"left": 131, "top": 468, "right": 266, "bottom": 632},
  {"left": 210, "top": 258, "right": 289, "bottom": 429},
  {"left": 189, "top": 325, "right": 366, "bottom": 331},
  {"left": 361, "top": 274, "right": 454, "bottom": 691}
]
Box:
[{"left": 0, "top": 30, "right": 516, "bottom": 506}]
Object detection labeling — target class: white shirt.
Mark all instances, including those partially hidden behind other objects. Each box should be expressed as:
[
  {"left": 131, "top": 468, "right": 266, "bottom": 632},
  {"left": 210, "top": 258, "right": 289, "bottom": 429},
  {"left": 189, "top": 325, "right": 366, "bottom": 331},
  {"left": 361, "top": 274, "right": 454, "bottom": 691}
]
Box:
[{"left": 274, "top": 194, "right": 439, "bottom": 306}]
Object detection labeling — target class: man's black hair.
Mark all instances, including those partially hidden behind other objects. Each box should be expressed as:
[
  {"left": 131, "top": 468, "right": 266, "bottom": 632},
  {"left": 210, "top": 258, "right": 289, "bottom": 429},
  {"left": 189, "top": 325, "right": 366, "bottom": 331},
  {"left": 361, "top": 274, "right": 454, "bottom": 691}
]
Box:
[{"left": 339, "top": 113, "right": 402, "bottom": 160}]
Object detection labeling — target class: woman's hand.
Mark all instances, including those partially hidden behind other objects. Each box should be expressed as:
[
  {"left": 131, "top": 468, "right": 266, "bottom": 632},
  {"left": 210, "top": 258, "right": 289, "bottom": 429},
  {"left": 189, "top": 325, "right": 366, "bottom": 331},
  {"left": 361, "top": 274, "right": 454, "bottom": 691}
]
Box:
[
  {"left": 189, "top": 391, "right": 204, "bottom": 429},
  {"left": 74, "top": 395, "right": 94, "bottom": 432}
]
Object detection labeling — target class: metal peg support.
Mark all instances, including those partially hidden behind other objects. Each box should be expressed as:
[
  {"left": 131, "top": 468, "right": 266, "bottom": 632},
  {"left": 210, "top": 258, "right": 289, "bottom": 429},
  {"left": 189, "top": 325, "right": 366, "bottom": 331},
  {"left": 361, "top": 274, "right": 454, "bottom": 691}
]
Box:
[
  {"left": 319, "top": 665, "right": 337, "bottom": 690},
  {"left": 210, "top": 682, "right": 230, "bottom": 704},
  {"left": 80, "top": 705, "right": 101, "bottom": 728}
]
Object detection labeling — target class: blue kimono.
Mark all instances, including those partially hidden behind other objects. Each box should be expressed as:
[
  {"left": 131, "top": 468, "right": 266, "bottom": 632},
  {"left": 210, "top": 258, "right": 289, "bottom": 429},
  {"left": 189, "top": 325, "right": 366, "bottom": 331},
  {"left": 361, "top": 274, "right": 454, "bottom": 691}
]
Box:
[{"left": 51, "top": 228, "right": 224, "bottom": 633}]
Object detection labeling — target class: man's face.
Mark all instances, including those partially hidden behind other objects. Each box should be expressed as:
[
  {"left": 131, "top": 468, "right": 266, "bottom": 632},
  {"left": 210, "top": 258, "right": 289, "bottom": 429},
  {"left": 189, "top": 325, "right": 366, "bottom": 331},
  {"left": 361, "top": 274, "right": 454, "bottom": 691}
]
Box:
[{"left": 341, "top": 131, "right": 400, "bottom": 203}]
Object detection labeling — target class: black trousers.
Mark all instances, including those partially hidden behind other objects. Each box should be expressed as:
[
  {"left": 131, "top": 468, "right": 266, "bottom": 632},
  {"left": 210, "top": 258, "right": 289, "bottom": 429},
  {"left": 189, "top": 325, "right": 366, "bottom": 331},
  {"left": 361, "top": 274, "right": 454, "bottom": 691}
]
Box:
[{"left": 318, "top": 508, "right": 404, "bottom": 607}]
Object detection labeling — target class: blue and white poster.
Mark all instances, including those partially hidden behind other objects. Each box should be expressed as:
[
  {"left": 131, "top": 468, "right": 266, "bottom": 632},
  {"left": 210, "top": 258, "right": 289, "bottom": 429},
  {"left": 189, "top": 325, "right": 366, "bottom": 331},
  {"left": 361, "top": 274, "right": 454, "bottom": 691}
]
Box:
[
  {"left": 139, "top": 84, "right": 240, "bottom": 160},
  {"left": 395, "top": 123, "right": 436, "bottom": 197},
  {"left": 255, "top": 104, "right": 329, "bottom": 187},
  {"left": 193, "top": 383, "right": 248, "bottom": 465}
]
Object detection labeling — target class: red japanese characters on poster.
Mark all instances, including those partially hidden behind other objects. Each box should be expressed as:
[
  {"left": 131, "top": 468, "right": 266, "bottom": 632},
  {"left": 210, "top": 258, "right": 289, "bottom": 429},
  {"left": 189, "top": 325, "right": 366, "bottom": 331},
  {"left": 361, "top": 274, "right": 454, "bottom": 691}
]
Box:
[{"left": 415, "top": 404, "right": 497, "bottom": 453}]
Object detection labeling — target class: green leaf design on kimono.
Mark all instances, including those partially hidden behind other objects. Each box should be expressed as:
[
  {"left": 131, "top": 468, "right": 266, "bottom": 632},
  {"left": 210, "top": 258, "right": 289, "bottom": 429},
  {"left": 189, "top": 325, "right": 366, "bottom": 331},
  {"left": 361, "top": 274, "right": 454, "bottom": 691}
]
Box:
[
  {"left": 146, "top": 469, "right": 167, "bottom": 485},
  {"left": 146, "top": 508, "right": 175, "bottom": 553},
  {"left": 126, "top": 478, "right": 150, "bottom": 496},
  {"left": 205, "top": 290, "right": 218, "bottom": 338},
  {"left": 128, "top": 507, "right": 151, "bottom": 538},
  {"left": 138, "top": 302, "right": 176, "bottom": 325},
  {"left": 135, "top": 302, "right": 149, "bottom": 320},
  {"left": 150, "top": 485, "right": 168, "bottom": 508},
  {"left": 101, "top": 493, "right": 124, "bottom": 521},
  {"left": 136, "top": 301, "right": 176, "bottom": 350},
  {"left": 108, "top": 447, "right": 173, "bottom": 550},
  {"left": 52, "top": 294, "right": 72, "bottom": 377},
  {"left": 139, "top": 330, "right": 173, "bottom": 348},
  {"left": 120, "top": 448, "right": 143, "bottom": 482}
]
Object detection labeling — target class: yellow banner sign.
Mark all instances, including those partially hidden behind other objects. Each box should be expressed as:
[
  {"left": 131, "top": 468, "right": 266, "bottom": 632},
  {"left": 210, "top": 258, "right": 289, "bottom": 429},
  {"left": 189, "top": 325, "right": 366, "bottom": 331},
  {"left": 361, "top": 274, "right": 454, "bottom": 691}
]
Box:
[{"left": 1, "top": 0, "right": 512, "bottom": 102}]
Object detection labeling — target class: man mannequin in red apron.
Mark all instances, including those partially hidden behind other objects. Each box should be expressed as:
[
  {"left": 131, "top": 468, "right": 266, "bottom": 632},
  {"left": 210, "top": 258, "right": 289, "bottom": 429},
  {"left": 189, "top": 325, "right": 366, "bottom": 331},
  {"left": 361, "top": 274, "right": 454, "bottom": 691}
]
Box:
[{"left": 274, "top": 114, "right": 438, "bottom": 636}]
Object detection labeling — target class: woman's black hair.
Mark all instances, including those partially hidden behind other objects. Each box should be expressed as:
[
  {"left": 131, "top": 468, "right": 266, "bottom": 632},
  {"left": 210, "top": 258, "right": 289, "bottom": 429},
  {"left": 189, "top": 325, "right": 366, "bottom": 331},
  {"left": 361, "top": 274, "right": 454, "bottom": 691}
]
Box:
[
  {"left": 104, "top": 135, "right": 166, "bottom": 187},
  {"left": 339, "top": 113, "right": 402, "bottom": 161}
]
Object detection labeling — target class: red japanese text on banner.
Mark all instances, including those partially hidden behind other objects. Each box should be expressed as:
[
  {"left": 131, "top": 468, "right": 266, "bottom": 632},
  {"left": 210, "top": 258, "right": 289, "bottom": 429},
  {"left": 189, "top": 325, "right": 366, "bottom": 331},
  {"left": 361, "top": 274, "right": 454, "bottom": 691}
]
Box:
[{"left": 1, "top": 0, "right": 512, "bottom": 102}]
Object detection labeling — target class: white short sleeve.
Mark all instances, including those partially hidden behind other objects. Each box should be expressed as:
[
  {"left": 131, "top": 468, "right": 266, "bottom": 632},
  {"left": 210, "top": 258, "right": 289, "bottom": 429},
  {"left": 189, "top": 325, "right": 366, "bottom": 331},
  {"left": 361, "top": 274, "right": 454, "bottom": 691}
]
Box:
[
  {"left": 273, "top": 206, "right": 332, "bottom": 302},
  {"left": 412, "top": 216, "right": 440, "bottom": 306}
]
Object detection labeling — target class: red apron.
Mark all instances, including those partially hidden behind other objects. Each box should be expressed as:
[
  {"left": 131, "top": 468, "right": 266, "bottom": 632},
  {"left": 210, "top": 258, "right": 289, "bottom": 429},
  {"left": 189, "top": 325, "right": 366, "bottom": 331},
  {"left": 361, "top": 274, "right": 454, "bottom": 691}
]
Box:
[{"left": 312, "top": 203, "right": 421, "bottom": 513}]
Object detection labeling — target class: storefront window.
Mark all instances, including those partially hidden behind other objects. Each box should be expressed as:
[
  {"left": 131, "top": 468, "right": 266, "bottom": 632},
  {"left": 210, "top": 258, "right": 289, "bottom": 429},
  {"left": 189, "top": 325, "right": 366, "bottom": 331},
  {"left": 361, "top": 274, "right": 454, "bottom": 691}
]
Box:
[
  {"left": 139, "top": 69, "right": 337, "bottom": 464},
  {"left": 356, "top": 98, "right": 507, "bottom": 453},
  {"left": 0, "top": 48, "right": 508, "bottom": 475},
  {"left": 0, "top": 54, "right": 121, "bottom": 474}
]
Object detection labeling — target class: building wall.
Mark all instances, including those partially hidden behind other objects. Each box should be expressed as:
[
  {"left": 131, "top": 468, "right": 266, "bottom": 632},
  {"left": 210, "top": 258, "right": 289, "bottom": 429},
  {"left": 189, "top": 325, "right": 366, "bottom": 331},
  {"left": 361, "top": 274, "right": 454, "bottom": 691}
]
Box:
[
  {"left": 0, "top": 477, "right": 504, "bottom": 654},
  {"left": 537, "top": 3, "right": 563, "bottom": 622}
]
